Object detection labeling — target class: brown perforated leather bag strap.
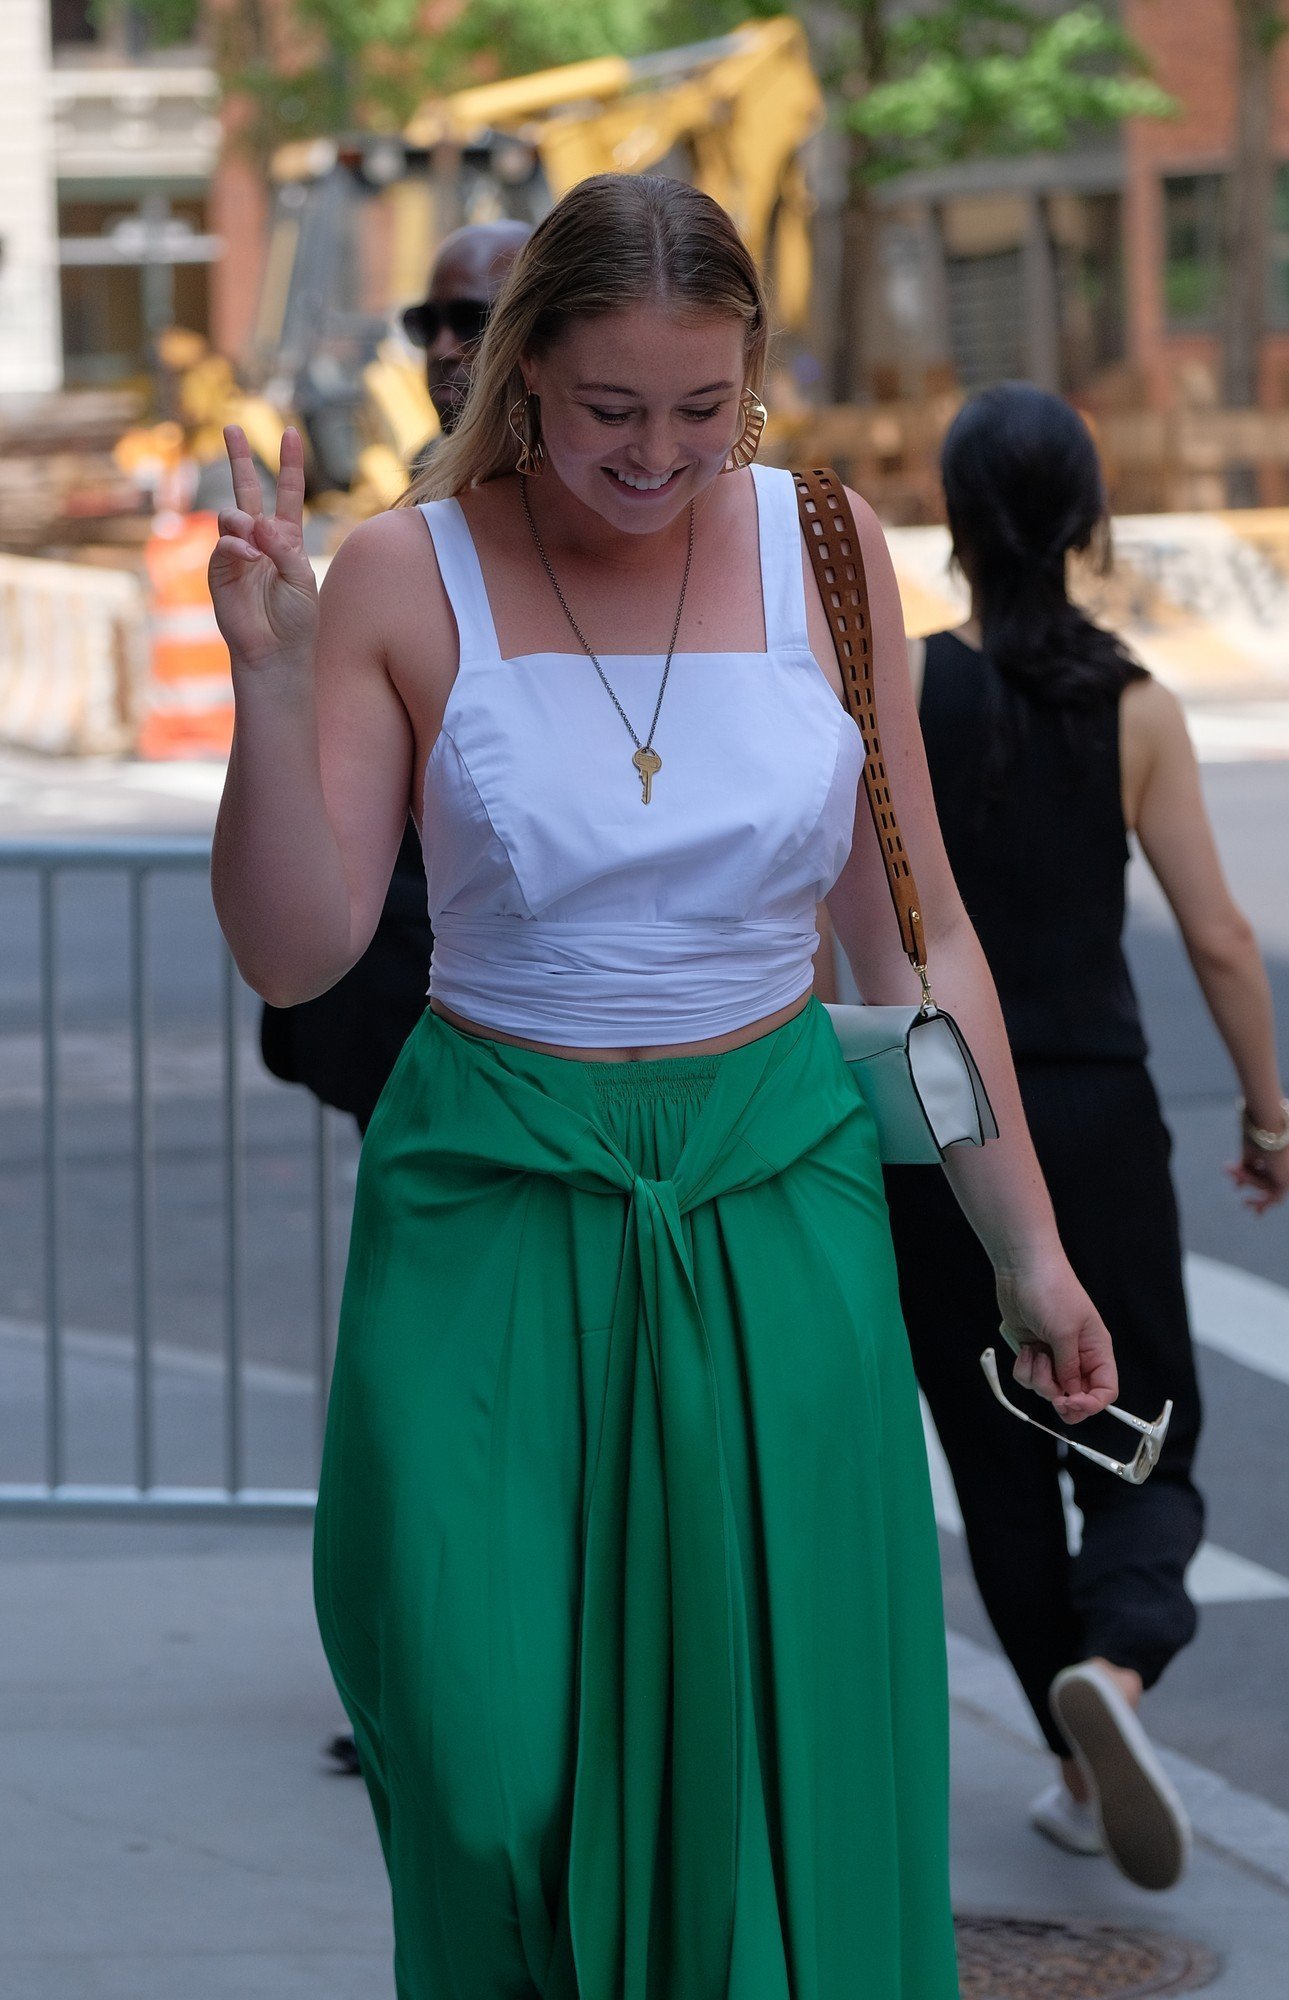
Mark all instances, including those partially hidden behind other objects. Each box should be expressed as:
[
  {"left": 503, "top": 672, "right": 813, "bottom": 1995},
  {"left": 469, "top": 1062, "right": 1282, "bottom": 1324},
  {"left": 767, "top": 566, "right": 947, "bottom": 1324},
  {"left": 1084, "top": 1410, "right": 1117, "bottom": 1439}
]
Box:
[{"left": 793, "top": 467, "right": 929, "bottom": 976}]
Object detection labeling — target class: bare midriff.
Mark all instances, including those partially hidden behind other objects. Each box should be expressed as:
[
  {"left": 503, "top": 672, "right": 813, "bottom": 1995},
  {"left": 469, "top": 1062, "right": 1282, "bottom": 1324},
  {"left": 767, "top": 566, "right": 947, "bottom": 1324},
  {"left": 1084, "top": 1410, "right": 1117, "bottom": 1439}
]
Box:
[{"left": 429, "top": 989, "right": 813, "bottom": 1063}]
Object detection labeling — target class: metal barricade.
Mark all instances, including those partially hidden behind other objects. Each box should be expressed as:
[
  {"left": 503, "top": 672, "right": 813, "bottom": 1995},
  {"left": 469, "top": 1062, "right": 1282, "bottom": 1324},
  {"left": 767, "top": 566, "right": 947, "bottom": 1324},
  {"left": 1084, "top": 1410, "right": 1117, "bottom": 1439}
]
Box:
[{"left": 0, "top": 838, "right": 350, "bottom": 1515}]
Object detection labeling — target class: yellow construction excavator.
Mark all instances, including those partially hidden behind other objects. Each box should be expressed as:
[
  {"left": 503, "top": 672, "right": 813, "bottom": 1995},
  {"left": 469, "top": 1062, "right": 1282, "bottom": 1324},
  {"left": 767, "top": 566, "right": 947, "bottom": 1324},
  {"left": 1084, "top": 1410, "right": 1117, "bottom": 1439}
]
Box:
[{"left": 233, "top": 15, "right": 823, "bottom": 512}]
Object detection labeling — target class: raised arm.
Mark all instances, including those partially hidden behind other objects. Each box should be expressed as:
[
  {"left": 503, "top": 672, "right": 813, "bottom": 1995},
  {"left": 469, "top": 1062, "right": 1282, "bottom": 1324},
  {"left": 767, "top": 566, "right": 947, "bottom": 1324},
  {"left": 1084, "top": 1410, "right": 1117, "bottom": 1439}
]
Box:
[
  {"left": 1126, "top": 677, "right": 1287, "bottom": 1211},
  {"left": 209, "top": 427, "right": 415, "bottom": 1005},
  {"left": 824, "top": 490, "right": 1118, "bottom": 1421}
]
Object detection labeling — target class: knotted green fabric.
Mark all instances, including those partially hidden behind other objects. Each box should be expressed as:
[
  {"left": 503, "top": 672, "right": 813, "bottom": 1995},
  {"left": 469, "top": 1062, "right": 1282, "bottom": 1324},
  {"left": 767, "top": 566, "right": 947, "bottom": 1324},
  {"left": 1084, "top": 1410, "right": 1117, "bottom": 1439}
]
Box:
[{"left": 315, "top": 1001, "right": 958, "bottom": 1999}]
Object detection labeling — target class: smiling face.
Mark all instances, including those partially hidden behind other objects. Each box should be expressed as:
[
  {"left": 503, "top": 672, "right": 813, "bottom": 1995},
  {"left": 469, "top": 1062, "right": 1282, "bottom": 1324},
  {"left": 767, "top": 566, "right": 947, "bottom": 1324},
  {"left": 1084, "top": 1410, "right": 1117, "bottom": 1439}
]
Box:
[{"left": 520, "top": 302, "right": 750, "bottom": 532}]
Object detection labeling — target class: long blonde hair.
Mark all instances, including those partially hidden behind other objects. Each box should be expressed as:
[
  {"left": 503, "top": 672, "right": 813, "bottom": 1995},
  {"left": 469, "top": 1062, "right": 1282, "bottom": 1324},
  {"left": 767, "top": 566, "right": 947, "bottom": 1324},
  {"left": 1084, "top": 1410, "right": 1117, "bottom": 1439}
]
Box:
[{"left": 402, "top": 174, "right": 769, "bottom": 504}]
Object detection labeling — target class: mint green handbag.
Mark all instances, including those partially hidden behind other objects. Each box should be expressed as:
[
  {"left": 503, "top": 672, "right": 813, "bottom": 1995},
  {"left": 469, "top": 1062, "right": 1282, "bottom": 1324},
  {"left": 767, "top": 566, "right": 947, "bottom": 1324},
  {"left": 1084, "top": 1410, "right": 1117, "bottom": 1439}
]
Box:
[
  {"left": 824, "top": 1000, "right": 998, "bottom": 1165},
  {"left": 795, "top": 468, "right": 1000, "bottom": 1166}
]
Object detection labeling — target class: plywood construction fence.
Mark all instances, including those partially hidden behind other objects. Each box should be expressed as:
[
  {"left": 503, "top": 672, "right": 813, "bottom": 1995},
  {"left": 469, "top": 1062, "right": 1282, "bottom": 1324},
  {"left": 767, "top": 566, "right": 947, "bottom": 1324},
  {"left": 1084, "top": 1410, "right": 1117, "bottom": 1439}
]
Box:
[
  {"left": 2, "top": 514, "right": 1288, "bottom": 759},
  {"left": 889, "top": 511, "right": 1289, "bottom": 697},
  {"left": 0, "top": 554, "right": 148, "bottom": 755}
]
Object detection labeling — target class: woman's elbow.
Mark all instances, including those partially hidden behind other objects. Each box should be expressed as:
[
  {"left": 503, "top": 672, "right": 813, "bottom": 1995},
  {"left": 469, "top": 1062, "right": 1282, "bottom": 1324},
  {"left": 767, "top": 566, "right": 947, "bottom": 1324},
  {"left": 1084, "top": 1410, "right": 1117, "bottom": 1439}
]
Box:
[
  {"left": 216, "top": 896, "right": 363, "bottom": 1005},
  {"left": 236, "top": 959, "right": 307, "bottom": 1009},
  {"left": 1186, "top": 910, "right": 1260, "bottom": 975},
  {"left": 234, "top": 948, "right": 350, "bottom": 1009},
  {"left": 254, "top": 972, "right": 311, "bottom": 1010}
]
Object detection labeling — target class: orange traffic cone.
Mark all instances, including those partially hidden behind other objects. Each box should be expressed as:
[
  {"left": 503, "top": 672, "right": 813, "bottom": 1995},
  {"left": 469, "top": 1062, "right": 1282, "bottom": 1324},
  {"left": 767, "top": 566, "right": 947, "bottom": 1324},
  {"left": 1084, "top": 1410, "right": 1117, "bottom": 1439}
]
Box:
[{"left": 138, "top": 511, "right": 233, "bottom": 760}]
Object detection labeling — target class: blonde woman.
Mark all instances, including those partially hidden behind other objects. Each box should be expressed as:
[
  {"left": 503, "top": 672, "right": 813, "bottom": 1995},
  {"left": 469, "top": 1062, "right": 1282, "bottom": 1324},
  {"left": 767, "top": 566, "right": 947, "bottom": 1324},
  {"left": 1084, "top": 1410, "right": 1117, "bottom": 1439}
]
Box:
[{"left": 209, "top": 176, "right": 1116, "bottom": 1998}]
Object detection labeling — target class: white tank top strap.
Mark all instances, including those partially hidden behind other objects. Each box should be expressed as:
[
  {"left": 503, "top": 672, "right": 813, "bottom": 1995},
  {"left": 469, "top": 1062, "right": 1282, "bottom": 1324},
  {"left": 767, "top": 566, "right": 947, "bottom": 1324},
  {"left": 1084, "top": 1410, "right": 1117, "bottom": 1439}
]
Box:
[
  {"left": 417, "top": 498, "right": 502, "bottom": 665},
  {"left": 751, "top": 464, "right": 812, "bottom": 655}
]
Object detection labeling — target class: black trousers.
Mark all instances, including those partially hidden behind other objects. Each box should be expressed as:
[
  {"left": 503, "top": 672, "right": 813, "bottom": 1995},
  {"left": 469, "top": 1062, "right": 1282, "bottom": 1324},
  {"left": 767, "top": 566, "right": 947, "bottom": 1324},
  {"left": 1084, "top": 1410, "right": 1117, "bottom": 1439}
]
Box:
[{"left": 884, "top": 1059, "right": 1204, "bottom": 1757}]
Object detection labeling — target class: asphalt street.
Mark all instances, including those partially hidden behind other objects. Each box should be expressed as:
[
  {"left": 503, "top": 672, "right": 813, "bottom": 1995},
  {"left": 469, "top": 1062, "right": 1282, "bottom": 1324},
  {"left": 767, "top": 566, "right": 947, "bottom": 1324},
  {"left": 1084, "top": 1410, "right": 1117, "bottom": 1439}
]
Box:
[{"left": 1, "top": 735, "right": 1287, "bottom": 1836}]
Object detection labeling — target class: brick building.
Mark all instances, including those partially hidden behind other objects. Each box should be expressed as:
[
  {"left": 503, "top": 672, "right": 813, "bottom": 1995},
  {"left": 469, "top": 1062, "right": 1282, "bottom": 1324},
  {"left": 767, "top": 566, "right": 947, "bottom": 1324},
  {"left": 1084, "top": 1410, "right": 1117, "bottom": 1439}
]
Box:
[
  {"left": 858, "top": 0, "right": 1289, "bottom": 418},
  {"left": 17, "top": 0, "right": 1289, "bottom": 423},
  {"left": 1124, "top": 0, "right": 1289, "bottom": 411}
]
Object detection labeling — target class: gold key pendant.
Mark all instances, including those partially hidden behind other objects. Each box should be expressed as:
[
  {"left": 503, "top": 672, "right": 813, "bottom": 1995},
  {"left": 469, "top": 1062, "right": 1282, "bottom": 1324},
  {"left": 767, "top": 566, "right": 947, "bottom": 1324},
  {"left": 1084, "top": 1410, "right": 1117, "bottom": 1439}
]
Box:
[{"left": 632, "top": 746, "right": 662, "bottom": 804}]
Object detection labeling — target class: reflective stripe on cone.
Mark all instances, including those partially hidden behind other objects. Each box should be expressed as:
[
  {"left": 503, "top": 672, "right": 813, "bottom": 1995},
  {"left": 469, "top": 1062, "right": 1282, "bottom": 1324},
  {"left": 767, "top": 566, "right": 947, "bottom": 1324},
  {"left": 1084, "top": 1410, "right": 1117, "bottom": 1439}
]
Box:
[{"left": 139, "top": 512, "right": 233, "bottom": 760}]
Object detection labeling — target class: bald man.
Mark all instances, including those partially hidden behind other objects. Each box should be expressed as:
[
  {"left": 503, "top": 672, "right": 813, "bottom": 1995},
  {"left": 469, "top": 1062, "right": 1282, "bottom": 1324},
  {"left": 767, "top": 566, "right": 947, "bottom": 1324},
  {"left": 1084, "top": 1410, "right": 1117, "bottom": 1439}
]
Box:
[{"left": 402, "top": 218, "right": 532, "bottom": 434}]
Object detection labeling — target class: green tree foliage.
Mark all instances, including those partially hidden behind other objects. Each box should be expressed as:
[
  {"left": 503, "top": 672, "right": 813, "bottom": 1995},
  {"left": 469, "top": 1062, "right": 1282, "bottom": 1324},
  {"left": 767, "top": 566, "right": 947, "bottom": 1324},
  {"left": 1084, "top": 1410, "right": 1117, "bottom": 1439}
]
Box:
[
  {"left": 842, "top": 2, "right": 1175, "bottom": 180},
  {"left": 128, "top": 0, "right": 1171, "bottom": 162},
  {"left": 107, "top": 0, "right": 201, "bottom": 41},
  {"left": 126, "top": 0, "right": 753, "bottom": 151},
  {"left": 419, "top": 0, "right": 674, "bottom": 85},
  {"left": 218, "top": 0, "right": 442, "bottom": 144}
]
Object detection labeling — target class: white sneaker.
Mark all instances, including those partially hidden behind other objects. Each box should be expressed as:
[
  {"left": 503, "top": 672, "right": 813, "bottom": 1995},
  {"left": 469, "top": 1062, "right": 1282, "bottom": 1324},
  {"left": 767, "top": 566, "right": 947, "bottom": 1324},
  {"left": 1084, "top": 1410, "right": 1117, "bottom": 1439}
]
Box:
[
  {"left": 1049, "top": 1662, "right": 1191, "bottom": 1892},
  {"left": 1029, "top": 1780, "right": 1105, "bottom": 1856}
]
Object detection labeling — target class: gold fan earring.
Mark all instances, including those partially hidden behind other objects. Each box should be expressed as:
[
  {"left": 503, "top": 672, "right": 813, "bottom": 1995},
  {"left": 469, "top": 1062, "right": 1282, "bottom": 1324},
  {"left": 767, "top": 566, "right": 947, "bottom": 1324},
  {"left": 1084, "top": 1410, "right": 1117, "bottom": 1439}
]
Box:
[
  {"left": 722, "top": 390, "right": 768, "bottom": 473},
  {"left": 508, "top": 391, "right": 546, "bottom": 475}
]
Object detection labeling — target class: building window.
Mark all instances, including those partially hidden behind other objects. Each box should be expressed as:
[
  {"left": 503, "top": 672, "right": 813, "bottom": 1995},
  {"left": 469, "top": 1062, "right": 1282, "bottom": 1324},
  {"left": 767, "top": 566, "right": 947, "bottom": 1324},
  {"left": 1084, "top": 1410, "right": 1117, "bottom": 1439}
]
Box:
[
  {"left": 944, "top": 248, "right": 1028, "bottom": 389},
  {"left": 1163, "top": 173, "right": 1225, "bottom": 328},
  {"left": 51, "top": 1, "right": 202, "bottom": 57},
  {"left": 1269, "top": 166, "right": 1289, "bottom": 328},
  {"left": 1163, "top": 168, "right": 1289, "bottom": 330},
  {"left": 50, "top": 0, "right": 99, "bottom": 47},
  {"left": 58, "top": 195, "right": 213, "bottom": 386},
  {"left": 1051, "top": 191, "right": 1125, "bottom": 390}
]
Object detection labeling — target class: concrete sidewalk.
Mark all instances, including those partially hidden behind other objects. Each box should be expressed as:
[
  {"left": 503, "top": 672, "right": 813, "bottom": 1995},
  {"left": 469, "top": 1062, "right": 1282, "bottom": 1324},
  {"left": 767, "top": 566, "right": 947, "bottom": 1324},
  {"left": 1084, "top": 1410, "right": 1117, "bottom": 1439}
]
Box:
[{"left": 3, "top": 1517, "right": 1285, "bottom": 1999}]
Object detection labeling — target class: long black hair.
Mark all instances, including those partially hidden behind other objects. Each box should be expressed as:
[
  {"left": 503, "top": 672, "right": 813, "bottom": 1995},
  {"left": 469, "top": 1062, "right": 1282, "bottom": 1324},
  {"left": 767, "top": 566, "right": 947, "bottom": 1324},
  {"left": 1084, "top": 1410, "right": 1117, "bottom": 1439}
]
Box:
[{"left": 940, "top": 383, "right": 1147, "bottom": 792}]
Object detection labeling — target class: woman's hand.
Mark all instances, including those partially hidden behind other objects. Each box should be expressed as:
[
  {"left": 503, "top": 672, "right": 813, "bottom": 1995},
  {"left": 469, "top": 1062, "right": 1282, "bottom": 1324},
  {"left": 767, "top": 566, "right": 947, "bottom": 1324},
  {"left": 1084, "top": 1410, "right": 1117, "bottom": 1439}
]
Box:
[
  {"left": 1226, "top": 1136, "right": 1289, "bottom": 1213},
  {"left": 995, "top": 1258, "right": 1119, "bottom": 1424},
  {"left": 209, "top": 425, "right": 317, "bottom": 667}
]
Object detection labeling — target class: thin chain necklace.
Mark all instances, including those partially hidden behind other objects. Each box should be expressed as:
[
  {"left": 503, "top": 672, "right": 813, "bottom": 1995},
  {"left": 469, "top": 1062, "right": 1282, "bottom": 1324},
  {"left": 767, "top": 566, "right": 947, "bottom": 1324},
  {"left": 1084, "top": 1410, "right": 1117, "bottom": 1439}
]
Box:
[{"left": 520, "top": 473, "right": 695, "bottom": 804}]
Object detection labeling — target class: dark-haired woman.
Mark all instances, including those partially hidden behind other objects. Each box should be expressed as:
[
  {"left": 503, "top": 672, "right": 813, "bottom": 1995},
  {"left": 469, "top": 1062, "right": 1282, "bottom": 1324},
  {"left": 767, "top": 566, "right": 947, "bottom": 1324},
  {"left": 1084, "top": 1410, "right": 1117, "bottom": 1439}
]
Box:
[{"left": 884, "top": 381, "right": 1288, "bottom": 1896}]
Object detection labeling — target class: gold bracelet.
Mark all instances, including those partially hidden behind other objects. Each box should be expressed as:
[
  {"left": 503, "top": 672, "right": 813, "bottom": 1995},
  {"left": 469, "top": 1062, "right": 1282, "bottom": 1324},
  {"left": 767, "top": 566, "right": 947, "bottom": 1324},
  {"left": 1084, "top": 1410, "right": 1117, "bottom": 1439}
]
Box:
[{"left": 1240, "top": 1096, "right": 1289, "bottom": 1154}]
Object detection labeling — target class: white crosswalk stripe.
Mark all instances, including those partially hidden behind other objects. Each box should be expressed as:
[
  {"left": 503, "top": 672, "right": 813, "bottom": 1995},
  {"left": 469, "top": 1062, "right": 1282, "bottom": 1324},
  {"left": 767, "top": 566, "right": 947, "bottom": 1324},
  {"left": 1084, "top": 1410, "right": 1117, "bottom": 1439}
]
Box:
[
  {"left": 1186, "top": 1252, "right": 1289, "bottom": 1388},
  {"left": 1183, "top": 699, "right": 1289, "bottom": 763},
  {"left": 921, "top": 1401, "right": 1289, "bottom": 1605}
]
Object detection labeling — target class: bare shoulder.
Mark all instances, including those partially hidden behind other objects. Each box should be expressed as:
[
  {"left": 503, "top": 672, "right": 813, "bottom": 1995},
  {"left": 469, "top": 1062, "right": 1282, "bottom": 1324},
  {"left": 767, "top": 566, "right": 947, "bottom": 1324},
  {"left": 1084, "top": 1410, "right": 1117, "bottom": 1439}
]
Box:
[
  {"left": 792, "top": 474, "right": 888, "bottom": 557},
  {"left": 317, "top": 504, "right": 454, "bottom": 667},
  {"left": 1122, "top": 670, "right": 1183, "bottom": 732},
  {"left": 1119, "top": 673, "right": 1195, "bottom": 830},
  {"left": 842, "top": 484, "right": 889, "bottom": 550},
  {"left": 1121, "top": 672, "right": 1191, "bottom": 766},
  {"left": 796, "top": 481, "right": 893, "bottom": 577},
  {"left": 320, "top": 504, "right": 437, "bottom": 595},
  {"left": 795, "top": 482, "right": 904, "bottom": 701},
  {"left": 841, "top": 484, "right": 904, "bottom": 617},
  {"left": 842, "top": 484, "right": 903, "bottom": 601}
]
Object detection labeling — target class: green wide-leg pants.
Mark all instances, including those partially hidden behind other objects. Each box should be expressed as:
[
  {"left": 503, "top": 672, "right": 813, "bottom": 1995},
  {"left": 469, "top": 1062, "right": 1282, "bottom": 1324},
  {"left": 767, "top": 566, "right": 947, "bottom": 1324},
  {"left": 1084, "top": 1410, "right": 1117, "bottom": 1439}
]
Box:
[{"left": 314, "top": 999, "right": 958, "bottom": 1999}]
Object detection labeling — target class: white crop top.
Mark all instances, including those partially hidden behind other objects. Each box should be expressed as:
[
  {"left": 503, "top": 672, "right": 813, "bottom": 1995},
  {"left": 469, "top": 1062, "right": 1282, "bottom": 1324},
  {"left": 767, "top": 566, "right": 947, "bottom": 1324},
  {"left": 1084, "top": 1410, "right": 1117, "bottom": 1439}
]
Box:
[{"left": 417, "top": 465, "right": 864, "bottom": 1045}]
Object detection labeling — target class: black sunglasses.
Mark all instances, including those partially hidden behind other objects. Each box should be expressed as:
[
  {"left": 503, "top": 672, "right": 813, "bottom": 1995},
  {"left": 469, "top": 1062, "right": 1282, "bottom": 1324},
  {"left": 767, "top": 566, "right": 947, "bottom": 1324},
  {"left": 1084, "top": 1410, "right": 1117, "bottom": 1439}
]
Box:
[{"left": 401, "top": 297, "right": 492, "bottom": 349}]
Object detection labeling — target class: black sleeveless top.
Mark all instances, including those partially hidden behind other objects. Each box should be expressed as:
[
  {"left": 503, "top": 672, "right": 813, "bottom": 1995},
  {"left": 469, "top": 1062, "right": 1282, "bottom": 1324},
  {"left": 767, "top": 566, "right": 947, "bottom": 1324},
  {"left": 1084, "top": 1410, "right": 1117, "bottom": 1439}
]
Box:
[{"left": 919, "top": 631, "right": 1147, "bottom": 1062}]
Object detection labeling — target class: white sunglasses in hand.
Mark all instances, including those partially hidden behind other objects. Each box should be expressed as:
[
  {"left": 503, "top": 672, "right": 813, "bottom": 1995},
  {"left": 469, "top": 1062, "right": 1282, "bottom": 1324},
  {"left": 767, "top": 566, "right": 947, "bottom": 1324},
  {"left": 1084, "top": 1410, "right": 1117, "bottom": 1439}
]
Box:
[{"left": 979, "top": 1325, "right": 1172, "bottom": 1486}]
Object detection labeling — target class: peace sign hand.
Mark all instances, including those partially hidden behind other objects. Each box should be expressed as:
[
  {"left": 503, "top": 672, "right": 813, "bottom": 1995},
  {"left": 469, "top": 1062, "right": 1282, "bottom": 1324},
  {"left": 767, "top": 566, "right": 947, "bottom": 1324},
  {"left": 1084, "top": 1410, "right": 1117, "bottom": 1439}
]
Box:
[{"left": 209, "top": 426, "right": 318, "bottom": 668}]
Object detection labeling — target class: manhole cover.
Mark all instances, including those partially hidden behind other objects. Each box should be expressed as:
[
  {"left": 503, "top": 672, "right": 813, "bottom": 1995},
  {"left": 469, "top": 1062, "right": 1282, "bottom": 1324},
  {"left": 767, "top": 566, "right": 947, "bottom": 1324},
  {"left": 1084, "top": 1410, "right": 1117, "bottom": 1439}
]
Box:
[{"left": 955, "top": 1915, "right": 1219, "bottom": 1999}]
